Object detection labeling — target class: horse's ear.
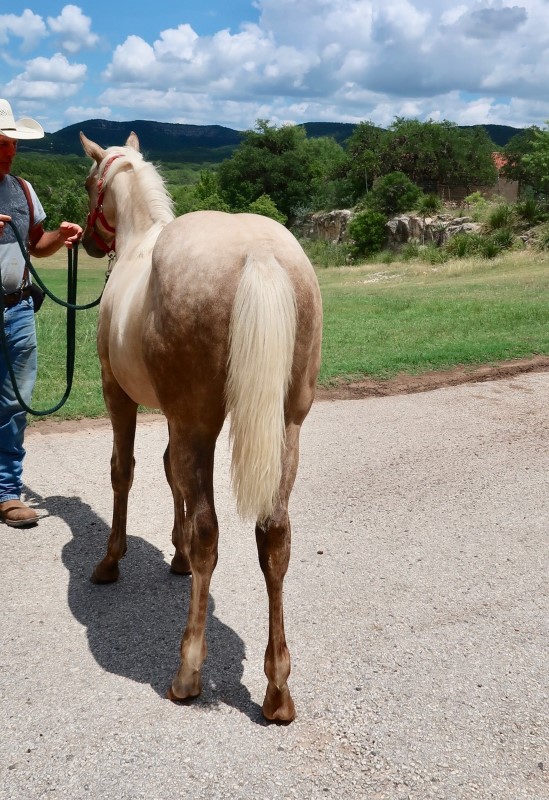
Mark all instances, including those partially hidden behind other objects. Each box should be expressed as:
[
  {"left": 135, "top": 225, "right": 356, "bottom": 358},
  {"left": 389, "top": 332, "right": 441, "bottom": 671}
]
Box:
[
  {"left": 80, "top": 132, "right": 106, "bottom": 164},
  {"left": 126, "top": 132, "right": 140, "bottom": 152}
]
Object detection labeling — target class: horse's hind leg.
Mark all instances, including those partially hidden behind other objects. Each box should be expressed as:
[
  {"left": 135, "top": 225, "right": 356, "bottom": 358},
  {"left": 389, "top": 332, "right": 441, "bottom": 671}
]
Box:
[
  {"left": 255, "top": 421, "right": 301, "bottom": 723},
  {"left": 166, "top": 426, "right": 219, "bottom": 701},
  {"left": 92, "top": 371, "right": 138, "bottom": 584},
  {"left": 163, "top": 436, "right": 191, "bottom": 575}
]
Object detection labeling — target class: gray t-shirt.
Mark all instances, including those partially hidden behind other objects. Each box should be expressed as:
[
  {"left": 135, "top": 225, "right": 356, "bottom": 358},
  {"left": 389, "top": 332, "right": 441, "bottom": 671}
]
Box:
[{"left": 0, "top": 175, "right": 46, "bottom": 293}]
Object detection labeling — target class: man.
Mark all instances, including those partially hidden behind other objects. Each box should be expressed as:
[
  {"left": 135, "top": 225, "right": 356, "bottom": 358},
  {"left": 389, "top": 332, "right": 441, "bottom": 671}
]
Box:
[{"left": 0, "top": 99, "right": 82, "bottom": 527}]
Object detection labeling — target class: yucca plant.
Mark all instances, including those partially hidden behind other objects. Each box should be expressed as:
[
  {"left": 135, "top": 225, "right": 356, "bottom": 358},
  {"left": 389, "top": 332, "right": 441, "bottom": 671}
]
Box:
[
  {"left": 490, "top": 227, "right": 515, "bottom": 250},
  {"left": 444, "top": 232, "right": 482, "bottom": 258},
  {"left": 417, "top": 193, "right": 442, "bottom": 215},
  {"left": 487, "top": 203, "right": 515, "bottom": 231},
  {"left": 516, "top": 197, "right": 542, "bottom": 225},
  {"left": 536, "top": 224, "right": 549, "bottom": 251},
  {"left": 480, "top": 237, "right": 503, "bottom": 259}
]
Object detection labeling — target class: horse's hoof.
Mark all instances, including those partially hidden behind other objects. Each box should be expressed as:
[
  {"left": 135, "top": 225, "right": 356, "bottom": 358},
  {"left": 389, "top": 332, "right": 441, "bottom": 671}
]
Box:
[
  {"left": 90, "top": 560, "right": 119, "bottom": 584},
  {"left": 168, "top": 671, "right": 202, "bottom": 702},
  {"left": 170, "top": 552, "right": 191, "bottom": 575},
  {"left": 262, "top": 685, "right": 296, "bottom": 724},
  {"left": 165, "top": 686, "right": 195, "bottom": 704}
]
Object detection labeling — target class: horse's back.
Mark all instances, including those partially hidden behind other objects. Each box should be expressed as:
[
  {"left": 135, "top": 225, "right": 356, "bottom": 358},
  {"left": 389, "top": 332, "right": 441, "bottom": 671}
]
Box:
[{"left": 154, "top": 210, "right": 317, "bottom": 292}]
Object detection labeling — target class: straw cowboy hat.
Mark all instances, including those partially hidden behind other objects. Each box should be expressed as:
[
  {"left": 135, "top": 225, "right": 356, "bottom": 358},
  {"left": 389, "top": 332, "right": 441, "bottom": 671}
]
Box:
[{"left": 0, "top": 99, "right": 44, "bottom": 140}]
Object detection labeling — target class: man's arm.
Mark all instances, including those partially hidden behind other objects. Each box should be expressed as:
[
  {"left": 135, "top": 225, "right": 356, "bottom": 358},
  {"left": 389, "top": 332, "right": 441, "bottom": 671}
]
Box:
[{"left": 29, "top": 221, "right": 82, "bottom": 257}]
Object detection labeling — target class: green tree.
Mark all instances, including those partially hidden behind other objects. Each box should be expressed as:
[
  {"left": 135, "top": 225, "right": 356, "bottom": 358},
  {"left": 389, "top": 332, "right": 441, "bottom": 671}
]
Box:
[
  {"left": 248, "top": 194, "right": 287, "bottom": 224},
  {"left": 13, "top": 153, "right": 90, "bottom": 228},
  {"left": 378, "top": 118, "right": 496, "bottom": 191},
  {"left": 504, "top": 125, "right": 549, "bottom": 199},
  {"left": 192, "top": 170, "right": 230, "bottom": 211},
  {"left": 44, "top": 178, "right": 89, "bottom": 230},
  {"left": 305, "top": 135, "right": 350, "bottom": 211},
  {"left": 364, "top": 171, "right": 422, "bottom": 216},
  {"left": 348, "top": 209, "right": 387, "bottom": 256},
  {"left": 340, "top": 121, "right": 389, "bottom": 203},
  {"left": 456, "top": 126, "right": 498, "bottom": 189},
  {"left": 217, "top": 120, "right": 316, "bottom": 224}
]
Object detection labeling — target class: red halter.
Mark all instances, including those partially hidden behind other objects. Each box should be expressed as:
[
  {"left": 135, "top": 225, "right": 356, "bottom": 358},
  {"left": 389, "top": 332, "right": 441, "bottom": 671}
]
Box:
[{"left": 86, "top": 154, "right": 123, "bottom": 254}]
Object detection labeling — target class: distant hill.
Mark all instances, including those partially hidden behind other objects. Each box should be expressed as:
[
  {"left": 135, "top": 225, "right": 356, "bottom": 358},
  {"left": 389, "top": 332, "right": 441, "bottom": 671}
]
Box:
[
  {"left": 479, "top": 124, "right": 524, "bottom": 147},
  {"left": 18, "top": 118, "right": 524, "bottom": 162},
  {"left": 301, "top": 121, "right": 357, "bottom": 143},
  {"left": 19, "top": 118, "right": 245, "bottom": 163}
]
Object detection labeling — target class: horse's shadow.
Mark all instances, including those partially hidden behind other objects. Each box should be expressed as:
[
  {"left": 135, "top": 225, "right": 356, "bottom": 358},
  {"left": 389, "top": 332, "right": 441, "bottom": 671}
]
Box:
[{"left": 25, "top": 486, "right": 264, "bottom": 724}]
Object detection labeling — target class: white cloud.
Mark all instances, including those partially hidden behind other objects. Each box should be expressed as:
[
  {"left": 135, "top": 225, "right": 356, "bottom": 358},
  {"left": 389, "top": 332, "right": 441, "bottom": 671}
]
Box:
[
  {"left": 153, "top": 24, "right": 198, "bottom": 62},
  {"left": 98, "top": 0, "right": 549, "bottom": 125},
  {"left": 22, "top": 53, "right": 87, "bottom": 82},
  {"left": 3, "top": 0, "right": 549, "bottom": 132},
  {"left": 0, "top": 9, "right": 47, "bottom": 52},
  {"left": 4, "top": 77, "right": 82, "bottom": 102},
  {"left": 3, "top": 53, "right": 86, "bottom": 106},
  {"left": 65, "top": 104, "right": 112, "bottom": 123},
  {"left": 47, "top": 5, "right": 99, "bottom": 54},
  {"left": 105, "top": 36, "right": 160, "bottom": 83}
]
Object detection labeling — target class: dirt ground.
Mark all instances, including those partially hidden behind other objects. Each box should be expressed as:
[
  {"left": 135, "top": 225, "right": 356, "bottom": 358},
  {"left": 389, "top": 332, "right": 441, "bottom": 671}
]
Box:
[
  {"left": 314, "top": 355, "right": 549, "bottom": 400},
  {"left": 28, "top": 355, "right": 549, "bottom": 436},
  {"left": 8, "top": 370, "right": 549, "bottom": 800}
]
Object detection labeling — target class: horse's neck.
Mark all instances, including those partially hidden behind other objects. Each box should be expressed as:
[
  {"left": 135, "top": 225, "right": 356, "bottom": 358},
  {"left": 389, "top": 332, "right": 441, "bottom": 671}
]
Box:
[{"left": 112, "top": 174, "right": 163, "bottom": 257}]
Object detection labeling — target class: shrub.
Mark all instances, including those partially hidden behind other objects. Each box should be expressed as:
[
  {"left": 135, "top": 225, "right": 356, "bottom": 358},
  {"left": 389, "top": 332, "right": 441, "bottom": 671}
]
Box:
[
  {"left": 348, "top": 209, "right": 388, "bottom": 256},
  {"left": 479, "top": 236, "right": 503, "bottom": 259},
  {"left": 364, "top": 171, "right": 422, "bottom": 216},
  {"left": 248, "top": 193, "right": 287, "bottom": 224},
  {"left": 194, "top": 193, "right": 231, "bottom": 212},
  {"left": 300, "top": 239, "right": 351, "bottom": 268},
  {"left": 536, "top": 224, "right": 549, "bottom": 251},
  {"left": 490, "top": 227, "right": 515, "bottom": 250},
  {"left": 464, "top": 191, "right": 486, "bottom": 206},
  {"left": 419, "top": 243, "right": 448, "bottom": 264},
  {"left": 516, "top": 197, "right": 543, "bottom": 224},
  {"left": 486, "top": 203, "right": 515, "bottom": 230},
  {"left": 444, "top": 232, "right": 482, "bottom": 258},
  {"left": 401, "top": 241, "right": 420, "bottom": 260},
  {"left": 464, "top": 191, "right": 488, "bottom": 222},
  {"left": 379, "top": 250, "right": 395, "bottom": 264},
  {"left": 417, "top": 193, "right": 442, "bottom": 215}
]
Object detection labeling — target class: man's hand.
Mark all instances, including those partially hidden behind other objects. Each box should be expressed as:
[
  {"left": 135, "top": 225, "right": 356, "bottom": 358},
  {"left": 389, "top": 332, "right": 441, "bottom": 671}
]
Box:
[
  {"left": 59, "top": 221, "right": 83, "bottom": 249},
  {"left": 0, "top": 213, "right": 11, "bottom": 237}
]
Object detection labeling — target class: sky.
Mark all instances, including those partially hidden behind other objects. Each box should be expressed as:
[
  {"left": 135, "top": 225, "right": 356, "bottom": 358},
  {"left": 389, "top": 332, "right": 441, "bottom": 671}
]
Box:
[{"left": 1, "top": 0, "right": 548, "bottom": 134}]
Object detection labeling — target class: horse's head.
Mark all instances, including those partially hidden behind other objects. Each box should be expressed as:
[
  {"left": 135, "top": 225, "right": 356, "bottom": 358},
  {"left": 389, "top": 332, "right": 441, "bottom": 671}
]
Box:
[{"left": 80, "top": 132, "right": 140, "bottom": 258}]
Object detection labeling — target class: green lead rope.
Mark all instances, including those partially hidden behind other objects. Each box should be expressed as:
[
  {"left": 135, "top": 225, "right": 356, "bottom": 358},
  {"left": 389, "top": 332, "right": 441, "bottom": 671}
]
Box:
[{"left": 0, "top": 220, "right": 106, "bottom": 416}]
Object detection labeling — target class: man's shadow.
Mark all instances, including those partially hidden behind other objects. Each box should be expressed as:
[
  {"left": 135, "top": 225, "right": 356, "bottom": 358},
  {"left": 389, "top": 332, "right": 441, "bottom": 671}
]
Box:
[{"left": 25, "top": 486, "right": 264, "bottom": 724}]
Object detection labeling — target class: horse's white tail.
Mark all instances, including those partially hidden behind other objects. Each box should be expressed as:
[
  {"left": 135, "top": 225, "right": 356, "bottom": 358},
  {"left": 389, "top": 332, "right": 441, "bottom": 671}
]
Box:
[{"left": 226, "top": 253, "right": 297, "bottom": 522}]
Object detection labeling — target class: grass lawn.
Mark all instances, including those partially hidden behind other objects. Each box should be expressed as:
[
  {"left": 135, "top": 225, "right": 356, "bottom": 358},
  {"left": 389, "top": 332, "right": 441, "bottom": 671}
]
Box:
[
  {"left": 318, "top": 249, "right": 549, "bottom": 383},
  {"left": 24, "top": 246, "right": 549, "bottom": 422}
]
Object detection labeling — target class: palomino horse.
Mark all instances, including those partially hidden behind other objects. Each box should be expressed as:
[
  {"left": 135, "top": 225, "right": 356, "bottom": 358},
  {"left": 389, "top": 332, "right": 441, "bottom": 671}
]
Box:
[{"left": 79, "top": 132, "right": 322, "bottom": 722}]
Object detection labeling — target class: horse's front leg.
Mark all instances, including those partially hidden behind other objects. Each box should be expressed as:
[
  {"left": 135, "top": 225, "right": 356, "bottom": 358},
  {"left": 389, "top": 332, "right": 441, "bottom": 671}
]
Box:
[
  {"left": 255, "top": 422, "right": 301, "bottom": 723},
  {"left": 166, "top": 427, "right": 219, "bottom": 701},
  {"left": 92, "top": 370, "right": 138, "bottom": 584}
]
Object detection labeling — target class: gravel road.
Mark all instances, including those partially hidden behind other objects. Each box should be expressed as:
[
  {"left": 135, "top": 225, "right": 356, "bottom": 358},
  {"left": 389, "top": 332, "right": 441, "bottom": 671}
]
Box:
[{"left": 1, "top": 373, "right": 548, "bottom": 800}]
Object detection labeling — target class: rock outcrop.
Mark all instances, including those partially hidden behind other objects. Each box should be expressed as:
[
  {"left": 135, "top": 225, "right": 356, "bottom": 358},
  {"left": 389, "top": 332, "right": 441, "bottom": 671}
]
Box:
[
  {"left": 295, "top": 210, "right": 353, "bottom": 243},
  {"left": 296, "top": 209, "right": 486, "bottom": 249},
  {"left": 385, "top": 214, "right": 483, "bottom": 247}
]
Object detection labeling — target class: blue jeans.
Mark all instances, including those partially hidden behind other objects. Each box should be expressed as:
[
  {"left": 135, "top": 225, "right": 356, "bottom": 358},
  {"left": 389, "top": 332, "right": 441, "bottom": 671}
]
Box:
[{"left": 0, "top": 297, "right": 37, "bottom": 503}]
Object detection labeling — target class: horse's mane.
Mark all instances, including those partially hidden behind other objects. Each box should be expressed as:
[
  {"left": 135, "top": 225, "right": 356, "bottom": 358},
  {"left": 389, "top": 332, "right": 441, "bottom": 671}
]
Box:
[{"left": 102, "top": 146, "right": 175, "bottom": 226}]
